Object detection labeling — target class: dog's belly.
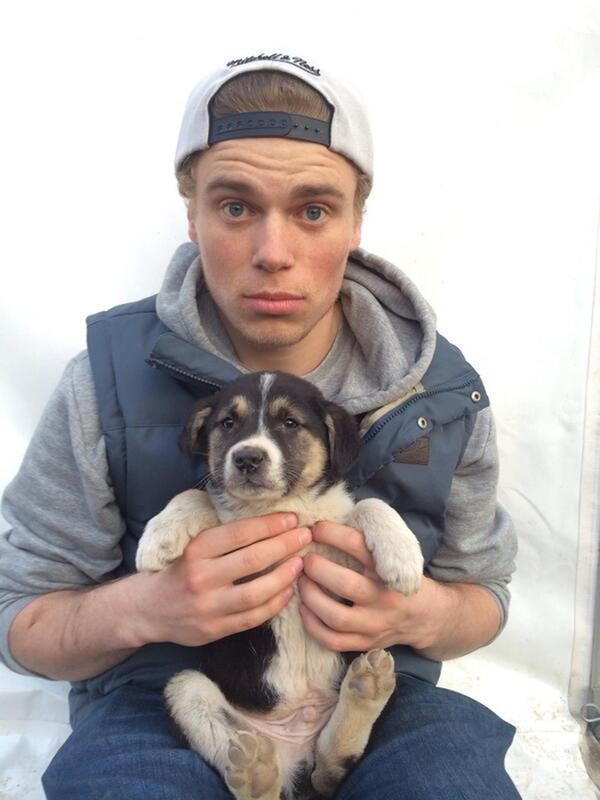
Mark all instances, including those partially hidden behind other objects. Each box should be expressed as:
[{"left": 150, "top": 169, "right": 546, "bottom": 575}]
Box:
[
  {"left": 240, "top": 690, "right": 336, "bottom": 745},
  {"left": 266, "top": 586, "right": 346, "bottom": 707}
]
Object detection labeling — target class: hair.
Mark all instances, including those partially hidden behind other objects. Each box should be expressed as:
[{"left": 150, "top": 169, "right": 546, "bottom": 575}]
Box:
[{"left": 176, "top": 70, "right": 372, "bottom": 219}]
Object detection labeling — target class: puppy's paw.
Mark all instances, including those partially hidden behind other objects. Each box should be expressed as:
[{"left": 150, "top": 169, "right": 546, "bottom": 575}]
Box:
[
  {"left": 135, "top": 490, "right": 217, "bottom": 573},
  {"left": 374, "top": 533, "right": 424, "bottom": 596},
  {"left": 348, "top": 649, "right": 396, "bottom": 703},
  {"left": 226, "top": 730, "right": 281, "bottom": 800},
  {"left": 135, "top": 514, "right": 194, "bottom": 573},
  {"left": 350, "top": 499, "right": 424, "bottom": 596}
]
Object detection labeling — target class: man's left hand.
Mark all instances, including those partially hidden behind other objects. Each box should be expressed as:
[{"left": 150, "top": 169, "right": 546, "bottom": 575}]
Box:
[{"left": 297, "top": 520, "right": 446, "bottom": 653}]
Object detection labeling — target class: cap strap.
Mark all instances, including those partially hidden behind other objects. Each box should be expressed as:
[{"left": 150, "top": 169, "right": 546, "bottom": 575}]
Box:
[{"left": 209, "top": 112, "right": 331, "bottom": 146}]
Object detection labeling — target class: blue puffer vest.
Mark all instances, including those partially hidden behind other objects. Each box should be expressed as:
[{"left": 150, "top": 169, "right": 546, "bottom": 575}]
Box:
[{"left": 68, "top": 294, "right": 489, "bottom": 724}]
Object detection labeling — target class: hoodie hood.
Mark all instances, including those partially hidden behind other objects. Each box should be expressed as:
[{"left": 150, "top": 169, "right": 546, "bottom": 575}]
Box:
[{"left": 156, "top": 242, "right": 437, "bottom": 415}]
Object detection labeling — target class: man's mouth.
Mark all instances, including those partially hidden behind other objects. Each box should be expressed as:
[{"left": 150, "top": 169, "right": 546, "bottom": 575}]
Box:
[{"left": 241, "top": 292, "right": 305, "bottom": 315}]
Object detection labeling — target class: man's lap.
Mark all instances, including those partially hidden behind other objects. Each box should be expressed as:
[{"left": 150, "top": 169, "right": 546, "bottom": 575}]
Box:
[
  {"left": 339, "top": 673, "right": 520, "bottom": 800},
  {"left": 43, "top": 673, "right": 520, "bottom": 800}
]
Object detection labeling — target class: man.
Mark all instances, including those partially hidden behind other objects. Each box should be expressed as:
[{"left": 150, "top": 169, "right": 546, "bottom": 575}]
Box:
[{"left": 0, "top": 54, "right": 520, "bottom": 798}]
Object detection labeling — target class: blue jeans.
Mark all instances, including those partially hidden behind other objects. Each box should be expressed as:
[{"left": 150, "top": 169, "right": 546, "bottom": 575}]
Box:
[{"left": 43, "top": 673, "right": 521, "bottom": 799}]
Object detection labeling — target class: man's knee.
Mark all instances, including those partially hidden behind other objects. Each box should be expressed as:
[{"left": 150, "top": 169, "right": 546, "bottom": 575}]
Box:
[
  {"left": 42, "top": 686, "right": 232, "bottom": 800},
  {"left": 336, "top": 675, "right": 520, "bottom": 800}
]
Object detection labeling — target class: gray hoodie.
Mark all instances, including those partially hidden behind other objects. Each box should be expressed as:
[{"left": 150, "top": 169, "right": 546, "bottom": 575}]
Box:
[{"left": 0, "top": 244, "right": 517, "bottom": 676}]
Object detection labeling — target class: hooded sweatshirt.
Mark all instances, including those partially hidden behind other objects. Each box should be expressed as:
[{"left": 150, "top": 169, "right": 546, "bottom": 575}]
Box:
[{"left": 0, "top": 243, "right": 517, "bottom": 678}]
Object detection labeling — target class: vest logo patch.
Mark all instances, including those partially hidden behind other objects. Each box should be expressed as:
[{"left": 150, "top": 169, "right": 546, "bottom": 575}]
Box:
[
  {"left": 226, "top": 54, "right": 321, "bottom": 76},
  {"left": 392, "top": 436, "right": 430, "bottom": 466}
]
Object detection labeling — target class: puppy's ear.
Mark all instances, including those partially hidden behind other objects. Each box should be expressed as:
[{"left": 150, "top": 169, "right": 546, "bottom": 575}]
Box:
[
  {"left": 180, "top": 396, "right": 216, "bottom": 456},
  {"left": 324, "top": 402, "right": 361, "bottom": 477}
]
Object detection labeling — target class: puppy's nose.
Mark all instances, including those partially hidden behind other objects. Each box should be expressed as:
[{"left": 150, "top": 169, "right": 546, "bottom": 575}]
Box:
[{"left": 233, "top": 447, "right": 265, "bottom": 474}]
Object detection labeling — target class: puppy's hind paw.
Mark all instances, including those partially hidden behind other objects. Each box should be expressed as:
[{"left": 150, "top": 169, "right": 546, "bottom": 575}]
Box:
[
  {"left": 348, "top": 649, "right": 396, "bottom": 703},
  {"left": 226, "top": 730, "right": 282, "bottom": 800}
]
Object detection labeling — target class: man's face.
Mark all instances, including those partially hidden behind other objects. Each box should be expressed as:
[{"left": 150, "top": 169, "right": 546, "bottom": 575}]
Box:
[{"left": 187, "top": 137, "right": 362, "bottom": 368}]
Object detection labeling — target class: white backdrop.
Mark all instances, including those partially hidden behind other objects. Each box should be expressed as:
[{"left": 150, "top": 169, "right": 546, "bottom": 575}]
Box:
[{"left": 1, "top": 2, "right": 600, "bottom": 797}]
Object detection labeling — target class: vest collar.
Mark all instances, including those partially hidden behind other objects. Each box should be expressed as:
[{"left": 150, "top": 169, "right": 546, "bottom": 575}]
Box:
[{"left": 147, "top": 331, "right": 242, "bottom": 393}]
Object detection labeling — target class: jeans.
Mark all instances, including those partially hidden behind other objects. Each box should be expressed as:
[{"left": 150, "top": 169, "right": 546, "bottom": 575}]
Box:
[{"left": 42, "top": 673, "right": 521, "bottom": 799}]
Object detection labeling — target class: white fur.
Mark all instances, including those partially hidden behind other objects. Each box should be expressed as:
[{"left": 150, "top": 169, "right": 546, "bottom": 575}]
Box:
[
  {"left": 135, "top": 489, "right": 219, "bottom": 573},
  {"left": 348, "top": 498, "right": 425, "bottom": 595}
]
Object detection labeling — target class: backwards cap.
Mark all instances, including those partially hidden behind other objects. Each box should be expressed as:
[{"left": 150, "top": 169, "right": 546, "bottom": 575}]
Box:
[{"left": 175, "top": 53, "right": 373, "bottom": 180}]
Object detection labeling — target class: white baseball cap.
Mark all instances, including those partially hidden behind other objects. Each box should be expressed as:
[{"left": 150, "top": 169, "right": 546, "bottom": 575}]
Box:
[{"left": 175, "top": 52, "right": 373, "bottom": 180}]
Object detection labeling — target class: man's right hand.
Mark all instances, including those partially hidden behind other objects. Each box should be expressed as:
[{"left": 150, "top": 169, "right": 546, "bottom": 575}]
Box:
[
  {"left": 132, "top": 513, "right": 310, "bottom": 647},
  {"left": 8, "top": 513, "right": 309, "bottom": 682}
]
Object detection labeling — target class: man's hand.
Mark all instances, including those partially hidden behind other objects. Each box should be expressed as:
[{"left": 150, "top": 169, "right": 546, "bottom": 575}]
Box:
[
  {"left": 298, "top": 521, "right": 501, "bottom": 660},
  {"left": 133, "top": 513, "right": 310, "bottom": 647},
  {"left": 9, "top": 513, "right": 310, "bottom": 681}
]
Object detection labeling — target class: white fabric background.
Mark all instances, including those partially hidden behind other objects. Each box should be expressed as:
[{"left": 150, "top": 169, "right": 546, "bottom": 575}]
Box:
[{"left": 1, "top": 1, "right": 599, "bottom": 797}]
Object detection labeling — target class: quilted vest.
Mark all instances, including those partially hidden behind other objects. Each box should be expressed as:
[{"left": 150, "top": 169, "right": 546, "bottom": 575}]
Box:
[{"left": 69, "top": 294, "right": 489, "bottom": 725}]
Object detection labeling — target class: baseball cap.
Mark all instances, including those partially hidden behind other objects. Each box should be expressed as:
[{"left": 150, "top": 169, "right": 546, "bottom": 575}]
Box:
[{"left": 175, "top": 52, "right": 373, "bottom": 180}]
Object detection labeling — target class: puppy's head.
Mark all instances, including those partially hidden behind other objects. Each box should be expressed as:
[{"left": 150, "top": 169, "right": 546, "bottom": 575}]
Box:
[{"left": 182, "top": 372, "right": 360, "bottom": 501}]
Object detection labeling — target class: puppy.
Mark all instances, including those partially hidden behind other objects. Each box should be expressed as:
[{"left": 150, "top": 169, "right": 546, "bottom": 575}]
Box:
[{"left": 136, "top": 371, "right": 424, "bottom": 800}]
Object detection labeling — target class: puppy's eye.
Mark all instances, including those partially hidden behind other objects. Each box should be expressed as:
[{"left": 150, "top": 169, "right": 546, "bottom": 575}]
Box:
[
  {"left": 220, "top": 417, "right": 235, "bottom": 430},
  {"left": 283, "top": 417, "right": 299, "bottom": 429}
]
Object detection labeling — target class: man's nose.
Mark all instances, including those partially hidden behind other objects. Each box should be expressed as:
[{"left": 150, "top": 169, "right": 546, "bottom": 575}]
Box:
[{"left": 251, "top": 213, "right": 294, "bottom": 272}]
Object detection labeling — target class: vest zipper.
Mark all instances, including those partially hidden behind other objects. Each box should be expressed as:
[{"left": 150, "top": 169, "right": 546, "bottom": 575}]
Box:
[
  {"left": 146, "top": 356, "right": 222, "bottom": 391},
  {"left": 362, "top": 375, "right": 481, "bottom": 444}
]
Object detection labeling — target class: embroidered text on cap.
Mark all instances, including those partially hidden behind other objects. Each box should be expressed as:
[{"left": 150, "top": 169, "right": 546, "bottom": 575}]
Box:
[{"left": 226, "top": 53, "right": 321, "bottom": 76}]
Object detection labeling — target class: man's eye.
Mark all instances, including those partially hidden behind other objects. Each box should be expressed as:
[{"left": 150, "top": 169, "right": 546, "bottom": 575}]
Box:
[
  {"left": 224, "top": 202, "right": 245, "bottom": 218},
  {"left": 283, "top": 417, "right": 299, "bottom": 429},
  {"left": 220, "top": 417, "right": 235, "bottom": 430},
  {"left": 304, "top": 206, "right": 324, "bottom": 222}
]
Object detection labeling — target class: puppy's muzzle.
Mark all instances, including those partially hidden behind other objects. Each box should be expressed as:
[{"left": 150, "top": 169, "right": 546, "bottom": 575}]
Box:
[{"left": 233, "top": 446, "right": 268, "bottom": 475}]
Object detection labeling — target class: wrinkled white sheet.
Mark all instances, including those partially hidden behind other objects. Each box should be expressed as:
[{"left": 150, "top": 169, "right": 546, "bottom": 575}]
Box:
[{"left": 0, "top": 666, "right": 69, "bottom": 799}]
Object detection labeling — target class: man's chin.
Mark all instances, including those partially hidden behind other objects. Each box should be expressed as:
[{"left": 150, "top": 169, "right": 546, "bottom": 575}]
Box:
[{"left": 230, "top": 319, "right": 312, "bottom": 351}]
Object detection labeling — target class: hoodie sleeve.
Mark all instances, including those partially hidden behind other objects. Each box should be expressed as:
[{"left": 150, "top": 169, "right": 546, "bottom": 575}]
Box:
[
  {"left": 425, "top": 406, "right": 517, "bottom": 637},
  {"left": 0, "top": 351, "right": 126, "bottom": 676}
]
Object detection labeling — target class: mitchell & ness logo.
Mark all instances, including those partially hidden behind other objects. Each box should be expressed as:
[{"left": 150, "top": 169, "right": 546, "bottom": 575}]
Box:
[{"left": 226, "top": 53, "right": 321, "bottom": 76}]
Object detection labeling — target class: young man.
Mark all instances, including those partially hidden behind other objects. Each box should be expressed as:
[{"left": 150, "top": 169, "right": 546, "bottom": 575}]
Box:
[{"left": 0, "top": 54, "right": 520, "bottom": 798}]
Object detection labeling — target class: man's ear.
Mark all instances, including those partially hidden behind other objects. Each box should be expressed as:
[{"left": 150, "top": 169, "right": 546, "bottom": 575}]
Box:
[
  {"left": 324, "top": 402, "right": 361, "bottom": 477},
  {"left": 180, "top": 397, "right": 215, "bottom": 456},
  {"left": 188, "top": 216, "right": 198, "bottom": 244}
]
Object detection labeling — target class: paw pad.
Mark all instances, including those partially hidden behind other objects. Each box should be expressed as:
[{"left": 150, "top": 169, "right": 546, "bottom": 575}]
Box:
[{"left": 226, "top": 730, "right": 279, "bottom": 798}]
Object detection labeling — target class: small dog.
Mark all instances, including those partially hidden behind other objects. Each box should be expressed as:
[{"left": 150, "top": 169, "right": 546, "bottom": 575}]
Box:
[{"left": 136, "top": 371, "right": 424, "bottom": 799}]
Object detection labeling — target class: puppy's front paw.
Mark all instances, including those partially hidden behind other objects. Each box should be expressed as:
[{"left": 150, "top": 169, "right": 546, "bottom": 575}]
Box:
[
  {"left": 375, "top": 532, "right": 424, "bottom": 596},
  {"left": 135, "top": 490, "right": 218, "bottom": 573},
  {"left": 350, "top": 499, "right": 424, "bottom": 596},
  {"left": 226, "top": 730, "right": 281, "bottom": 800},
  {"left": 135, "top": 514, "right": 194, "bottom": 573}
]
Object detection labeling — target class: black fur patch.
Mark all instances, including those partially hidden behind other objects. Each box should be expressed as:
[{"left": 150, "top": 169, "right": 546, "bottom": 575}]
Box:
[
  {"left": 198, "top": 622, "right": 279, "bottom": 711},
  {"left": 287, "top": 761, "right": 317, "bottom": 799},
  {"left": 342, "top": 754, "right": 360, "bottom": 771}
]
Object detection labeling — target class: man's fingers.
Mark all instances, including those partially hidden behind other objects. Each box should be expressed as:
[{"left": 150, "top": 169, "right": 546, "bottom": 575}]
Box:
[
  {"left": 311, "top": 521, "right": 375, "bottom": 569},
  {"left": 298, "top": 603, "right": 372, "bottom": 652},
  {"left": 218, "top": 585, "right": 296, "bottom": 638},
  {"left": 212, "top": 527, "right": 311, "bottom": 584},
  {"left": 209, "top": 557, "right": 303, "bottom": 616},
  {"left": 298, "top": 574, "right": 376, "bottom": 635},
  {"left": 302, "top": 552, "right": 378, "bottom": 604},
  {"left": 188, "top": 513, "right": 299, "bottom": 559}
]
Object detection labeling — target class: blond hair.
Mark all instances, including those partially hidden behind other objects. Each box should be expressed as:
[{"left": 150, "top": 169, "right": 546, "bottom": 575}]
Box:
[{"left": 176, "top": 70, "right": 371, "bottom": 219}]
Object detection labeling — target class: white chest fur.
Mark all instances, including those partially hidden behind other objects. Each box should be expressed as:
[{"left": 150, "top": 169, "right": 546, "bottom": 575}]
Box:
[{"left": 216, "top": 483, "right": 358, "bottom": 708}]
